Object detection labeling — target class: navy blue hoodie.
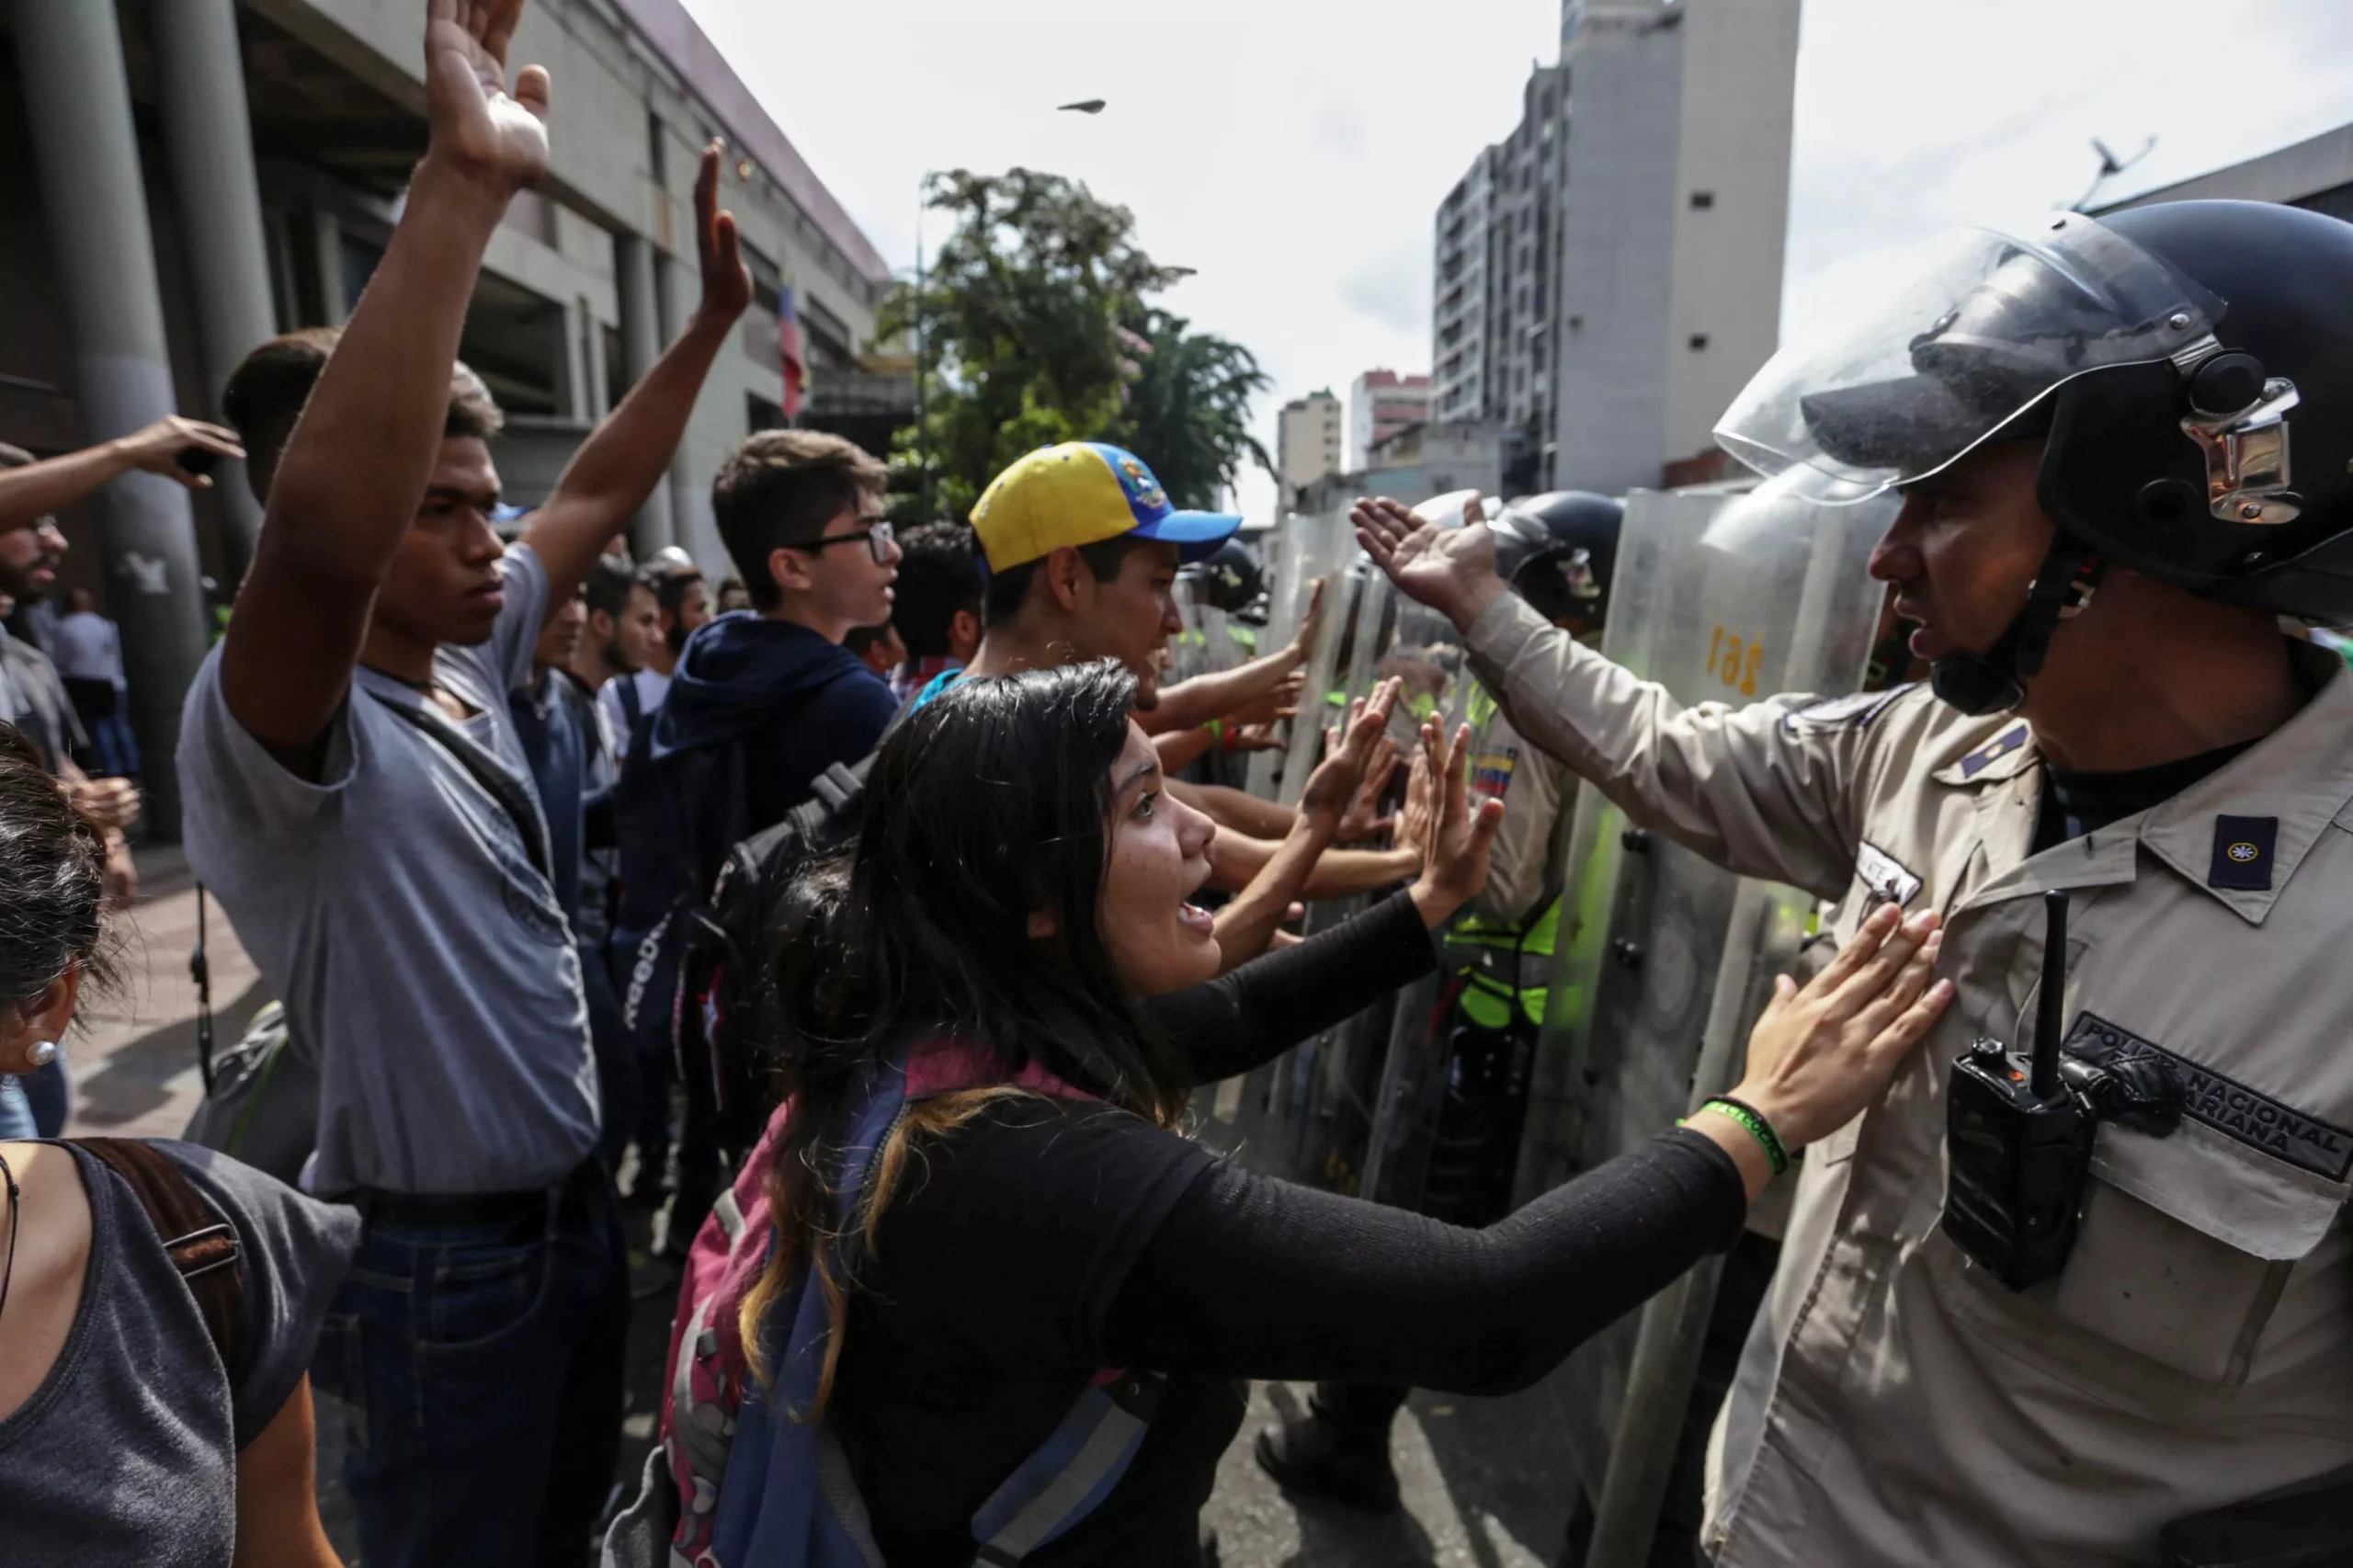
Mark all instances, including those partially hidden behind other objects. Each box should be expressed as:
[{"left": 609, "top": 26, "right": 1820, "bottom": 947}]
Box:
[{"left": 614, "top": 611, "right": 895, "bottom": 952}]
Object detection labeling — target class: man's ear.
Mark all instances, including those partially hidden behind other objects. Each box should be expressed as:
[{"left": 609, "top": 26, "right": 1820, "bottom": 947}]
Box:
[
  {"left": 767, "top": 546, "right": 815, "bottom": 598},
  {"left": 1027, "top": 907, "right": 1060, "bottom": 940},
  {"left": 1043, "top": 545, "right": 1089, "bottom": 615},
  {"left": 949, "top": 608, "right": 983, "bottom": 660}
]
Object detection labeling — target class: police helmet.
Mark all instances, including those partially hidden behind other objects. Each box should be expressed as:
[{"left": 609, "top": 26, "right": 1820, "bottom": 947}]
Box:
[
  {"left": 1717, "top": 200, "right": 2353, "bottom": 711},
  {"left": 1489, "top": 490, "right": 1623, "bottom": 632},
  {"left": 1188, "top": 539, "right": 1265, "bottom": 614}
]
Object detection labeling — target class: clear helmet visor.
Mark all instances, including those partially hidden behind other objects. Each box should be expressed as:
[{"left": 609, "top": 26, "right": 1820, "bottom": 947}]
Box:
[{"left": 1714, "top": 212, "right": 2222, "bottom": 504}]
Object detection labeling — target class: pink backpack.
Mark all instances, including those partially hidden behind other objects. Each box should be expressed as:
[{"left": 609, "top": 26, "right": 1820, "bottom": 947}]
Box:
[{"left": 603, "top": 1040, "right": 1164, "bottom": 1568}]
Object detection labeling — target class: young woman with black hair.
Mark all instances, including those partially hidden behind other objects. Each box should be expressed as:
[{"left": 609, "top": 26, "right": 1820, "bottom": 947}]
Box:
[
  {"left": 0, "top": 722, "right": 356, "bottom": 1565},
  {"left": 742, "top": 661, "right": 1949, "bottom": 1567}
]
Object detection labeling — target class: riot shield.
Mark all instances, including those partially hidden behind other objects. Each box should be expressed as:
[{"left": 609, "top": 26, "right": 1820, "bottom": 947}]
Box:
[
  {"left": 1357, "top": 665, "right": 1538, "bottom": 1215},
  {"left": 1243, "top": 512, "right": 1352, "bottom": 801},
  {"left": 1246, "top": 498, "right": 1485, "bottom": 1191},
  {"left": 1507, "top": 481, "right": 1893, "bottom": 1560}
]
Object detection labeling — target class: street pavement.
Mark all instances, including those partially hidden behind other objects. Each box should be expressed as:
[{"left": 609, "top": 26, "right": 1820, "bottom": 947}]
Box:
[{"left": 70, "top": 846, "right": 1580, "bottom": 1566}]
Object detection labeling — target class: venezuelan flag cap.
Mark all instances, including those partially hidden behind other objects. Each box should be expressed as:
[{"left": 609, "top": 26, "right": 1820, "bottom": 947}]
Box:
[{"left": 969, "top": 442, "right": 1242, "bottom": 574}]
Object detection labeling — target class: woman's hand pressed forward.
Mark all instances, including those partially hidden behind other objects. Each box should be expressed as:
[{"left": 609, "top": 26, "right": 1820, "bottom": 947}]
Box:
[{"left": 1697, "top": 903, "right": 1952, "bottom": 1197}]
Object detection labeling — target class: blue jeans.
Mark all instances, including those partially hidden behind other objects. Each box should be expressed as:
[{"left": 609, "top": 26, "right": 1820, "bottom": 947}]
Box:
[
  {"left": 313, "top": 1161, "right": 630, "bottom": 1568},
  {"left": 0, "top": 1075, "right": 35, "bottom": 1140},
  {"left": 21, "top": 1054, "right": 66, "bottom": 1137}
]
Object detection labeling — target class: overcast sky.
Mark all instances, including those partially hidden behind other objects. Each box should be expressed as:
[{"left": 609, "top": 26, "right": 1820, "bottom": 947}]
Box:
[{"left": 680, "top": 0, "right": 2353, "bottom": 520}]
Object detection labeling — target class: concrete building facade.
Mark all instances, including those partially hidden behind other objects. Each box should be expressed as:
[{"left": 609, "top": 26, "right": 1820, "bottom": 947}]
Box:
[
  {"left": 1433, "top": 64, "right": 1563, "bottom": 494},
  {"left": 0, "top": 0, "right": 889, "bottom": 834},
  {"left": 1347, "top": 369, "right": 1432, "bottom": 474},
  {"left": 1428, "top": 0, "right": 1800, "bottom": 500},
  {"left": 1549, "top": 0, "right": 1801, "bottom": 495},
  {"left": 2097, "top": 119, "right": 2353, "bottom": 218},
  {"left": 1275, "top": 388, "right": 1342, "bottom": 505}
]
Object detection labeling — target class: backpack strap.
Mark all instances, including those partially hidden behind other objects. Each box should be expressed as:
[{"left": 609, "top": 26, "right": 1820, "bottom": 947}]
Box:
[
  {"left": 968, "top": 1369, "right": 1167, "bottom": 1565},
  {"left": 75, "top": 1138, "right": 244, "bottom": 1374},
  {"left": 369, "top": 690, "right": 554, "bottom": 882}
]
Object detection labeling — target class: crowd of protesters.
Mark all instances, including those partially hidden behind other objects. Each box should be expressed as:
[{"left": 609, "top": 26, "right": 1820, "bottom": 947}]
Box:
[{"left": 0, "top": 6, "right": 1961, "bottom": 1566}]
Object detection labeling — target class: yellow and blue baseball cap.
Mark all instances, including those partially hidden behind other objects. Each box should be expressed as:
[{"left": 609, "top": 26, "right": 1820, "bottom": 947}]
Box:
[{"left": 969, "top": 442, "right": 1242, "bottom": 574}]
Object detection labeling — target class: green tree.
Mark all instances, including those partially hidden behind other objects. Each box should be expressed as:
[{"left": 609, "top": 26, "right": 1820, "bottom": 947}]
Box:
[
  {"left": 1110, "top": 306, "right": 1271, "bottom": 511},
  {"left": 879, "top": 168, "right": 1268, "bottom": 523}
]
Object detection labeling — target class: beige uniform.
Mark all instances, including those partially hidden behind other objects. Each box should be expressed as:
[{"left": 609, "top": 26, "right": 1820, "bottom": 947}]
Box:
[{"left": 1466, "top": 591, "right": 2353, "bottom": 1566}]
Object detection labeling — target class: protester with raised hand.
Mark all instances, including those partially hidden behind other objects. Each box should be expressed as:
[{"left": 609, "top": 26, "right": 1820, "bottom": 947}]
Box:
[
  {"left": 177, "top": 3, "right": 750, "bottom": 1562},
  {"left": 0, "top": 418, "right": 245, "bottom": 537}
]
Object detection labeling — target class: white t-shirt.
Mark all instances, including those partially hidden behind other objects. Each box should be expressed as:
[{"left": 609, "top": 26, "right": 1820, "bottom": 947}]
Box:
[
  {"left": 596, "top": 665, "right": 673, "bottom": 758},
  {"left": 179, "top": 544, "right": 598, "bottom": 1197},
  {"left": 53, "top": 610, "right": 125, "bottom": 687}
]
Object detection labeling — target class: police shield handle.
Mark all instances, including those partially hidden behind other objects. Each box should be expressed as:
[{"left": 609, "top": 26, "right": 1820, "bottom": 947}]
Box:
[
  {"left": 1352, "top": 494, "right": 1512, "bottom": 633},
  {"left": 1699, "top": 906, "right": 1954, "bottom": 1199},
  {"left": 1406, "top": 719, "right": 1508, "bottom": 931}
]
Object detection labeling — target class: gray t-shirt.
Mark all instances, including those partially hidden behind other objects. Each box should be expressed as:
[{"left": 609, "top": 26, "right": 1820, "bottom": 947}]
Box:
[
  {"left": 0, "top": 1141, "right": 359, "bottom": 1565},
  {"left": 180, "top": 544, "right": 600, "bottom": 1196}
]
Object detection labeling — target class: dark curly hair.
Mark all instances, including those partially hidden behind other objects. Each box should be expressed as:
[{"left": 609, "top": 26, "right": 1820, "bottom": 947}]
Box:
[{"left": 0, "top": 722, "right": 118, "bottom": 1016}]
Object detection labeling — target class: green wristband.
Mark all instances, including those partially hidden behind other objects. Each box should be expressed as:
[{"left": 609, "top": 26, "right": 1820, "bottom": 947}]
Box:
[{"left": 1695, "top": 1096, "right": 1789, "bottom": 1176}]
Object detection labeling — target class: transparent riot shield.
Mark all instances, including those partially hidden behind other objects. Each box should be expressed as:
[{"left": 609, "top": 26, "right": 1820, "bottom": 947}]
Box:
[
  {"left": 1238, "top": 498, "right": 1485, "bottom": 1189},
  {"left": 1358, "top": 665, "right": 1532, "bottom": 1214},
  {"left": 1506, "top": 481, "right": 1893, "bottom": 1562},
  {"left": 1243, "top": 512, "right": 1352, "bottom": 801},
  {"left": 1193, "top": 513, "right": 1357, "bottom": 1160}
]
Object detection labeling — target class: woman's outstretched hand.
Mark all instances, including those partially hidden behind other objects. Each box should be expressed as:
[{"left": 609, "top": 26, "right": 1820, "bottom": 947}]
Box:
[
  {"left": 1405, "top": 719, "right": 1506, "bottom": 928},
  {"left": 1697, "top": 903, "right": 1952, "bottom": 1195}
]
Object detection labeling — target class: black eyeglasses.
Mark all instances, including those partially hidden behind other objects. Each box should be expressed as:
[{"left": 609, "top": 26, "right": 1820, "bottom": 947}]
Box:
[{"left": 803, "top": 518, "right": 894, "bottom": 564}]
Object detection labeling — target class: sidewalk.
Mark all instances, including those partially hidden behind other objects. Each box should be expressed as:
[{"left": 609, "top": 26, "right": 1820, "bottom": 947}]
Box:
[{"left": 63, "top": 842, "right": 265, "bottom": 1142}]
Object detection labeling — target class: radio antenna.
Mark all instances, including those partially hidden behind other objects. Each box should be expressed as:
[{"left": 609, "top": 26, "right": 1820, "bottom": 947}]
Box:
[{"left": 2030, "top": 890, "right": 2069, "bottom": 1098}]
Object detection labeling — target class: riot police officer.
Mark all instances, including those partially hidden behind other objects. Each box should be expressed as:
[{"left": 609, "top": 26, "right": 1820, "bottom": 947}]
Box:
[
  {"left": 1356, "top": 200, "right": 2353, "bottom": 1565},
  {"left": 1255, "top": 492, "right": 1623, "bottom": 1514}
]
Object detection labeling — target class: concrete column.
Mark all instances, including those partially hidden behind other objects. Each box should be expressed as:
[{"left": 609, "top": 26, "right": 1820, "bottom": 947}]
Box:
[
  {"left": 615, "top": 233, "right": 676, "bottom": 555},
  {"left": 16, "top": 0, "right": 211, "bottom": 840},
  {"left": 657, "top": 247, "right": 700, "bottom": 557},
  {"left": 153, "top": 0, "right": 278, "bottom": 585},
  {"left": 312, "top": 206, "right": 350, "bottom": 325}
]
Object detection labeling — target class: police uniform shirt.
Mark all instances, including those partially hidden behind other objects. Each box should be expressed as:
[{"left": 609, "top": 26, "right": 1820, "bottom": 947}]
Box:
[{"left": 1464, "top": 589, "right": 2353, "bottom": 1568}]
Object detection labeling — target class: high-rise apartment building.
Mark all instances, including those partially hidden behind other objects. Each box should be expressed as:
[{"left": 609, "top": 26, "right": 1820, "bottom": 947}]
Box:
[
  {"left": 1430, "top": 0, "right": 1801, "bottom": 497},
  {"left": 1276, "top": 389, "right": 1344, "bottom": 504},
  {"left": 1348, "top": 369, "right": 1433, "bottom": 472},
  {"left": 1433, "top": 65, "right": 1565, "bottom": 494}
]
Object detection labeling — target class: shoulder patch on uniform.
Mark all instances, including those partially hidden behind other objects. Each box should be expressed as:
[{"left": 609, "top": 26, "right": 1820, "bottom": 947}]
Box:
[
  {"left": 2066, "top": 1013, "right": 2353, "bottom": 1179},
  {"left": 1854, "top": 841, "right": 1923, "bottom": 908},
  {"left": 1783, "top": 683, "right": 1916, "bottom": 733},
  {"left": 2209, "top": 815, "right": 2278, "bottom": 892},
  {"left": 1959, "top": 722, "right": 2029, "bottom": 778}
]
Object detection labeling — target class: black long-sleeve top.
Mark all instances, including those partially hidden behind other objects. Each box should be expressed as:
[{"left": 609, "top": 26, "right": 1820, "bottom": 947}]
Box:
[{"left": 833, "top": 892, "right": 1747, "bottom": 1568}]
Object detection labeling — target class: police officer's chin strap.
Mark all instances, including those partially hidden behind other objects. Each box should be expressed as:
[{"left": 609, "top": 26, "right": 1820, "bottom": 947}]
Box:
[{"left": 1928, "top": 540, "right": 2106, "bottom": 717}]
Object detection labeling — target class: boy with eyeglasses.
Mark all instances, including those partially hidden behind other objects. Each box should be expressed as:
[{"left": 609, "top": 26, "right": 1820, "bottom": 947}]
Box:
[{"left": 609, "top": 429, "right": 900, "bottom": 1223}]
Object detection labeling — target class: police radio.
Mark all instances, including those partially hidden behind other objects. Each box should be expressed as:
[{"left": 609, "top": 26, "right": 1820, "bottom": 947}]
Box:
[{"left": 1940, "top": 891, "right": 2096, "bottom": 1290}]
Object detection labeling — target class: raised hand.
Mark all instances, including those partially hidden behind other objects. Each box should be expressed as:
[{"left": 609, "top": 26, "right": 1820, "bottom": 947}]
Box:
[
  {"left": 1727, "top": 905, "right": 1953, "bottom": 1153},
  {"left": 694, "top": 141, "right": 754, "bottom": 324},
  {"left": 116, "top": 417, "right": 244, "bottom": 492},
  {"left": 423, "top": 0, "right": 551, "bottom": 192},
  {"left": 1300, "top": 678, "right": 1401, "bottom": 832},
  {"left": 1227, "top": 671, "right": 1304, "bottom": 729},
  {"left": 1405, "top": 720, "right": 1505, "bottom": 927},
  {"left": 1351, "top": 494, "right": 1509, "bottom": 631}
]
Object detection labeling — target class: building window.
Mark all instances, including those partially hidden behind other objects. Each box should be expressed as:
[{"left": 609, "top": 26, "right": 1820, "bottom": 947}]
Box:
[
  {"left": 1690, "top": 190, "right": 1715, "bottom": 210},
  {"left": 1689, "top": 334, "right": 1711, "bottom": 350}
]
